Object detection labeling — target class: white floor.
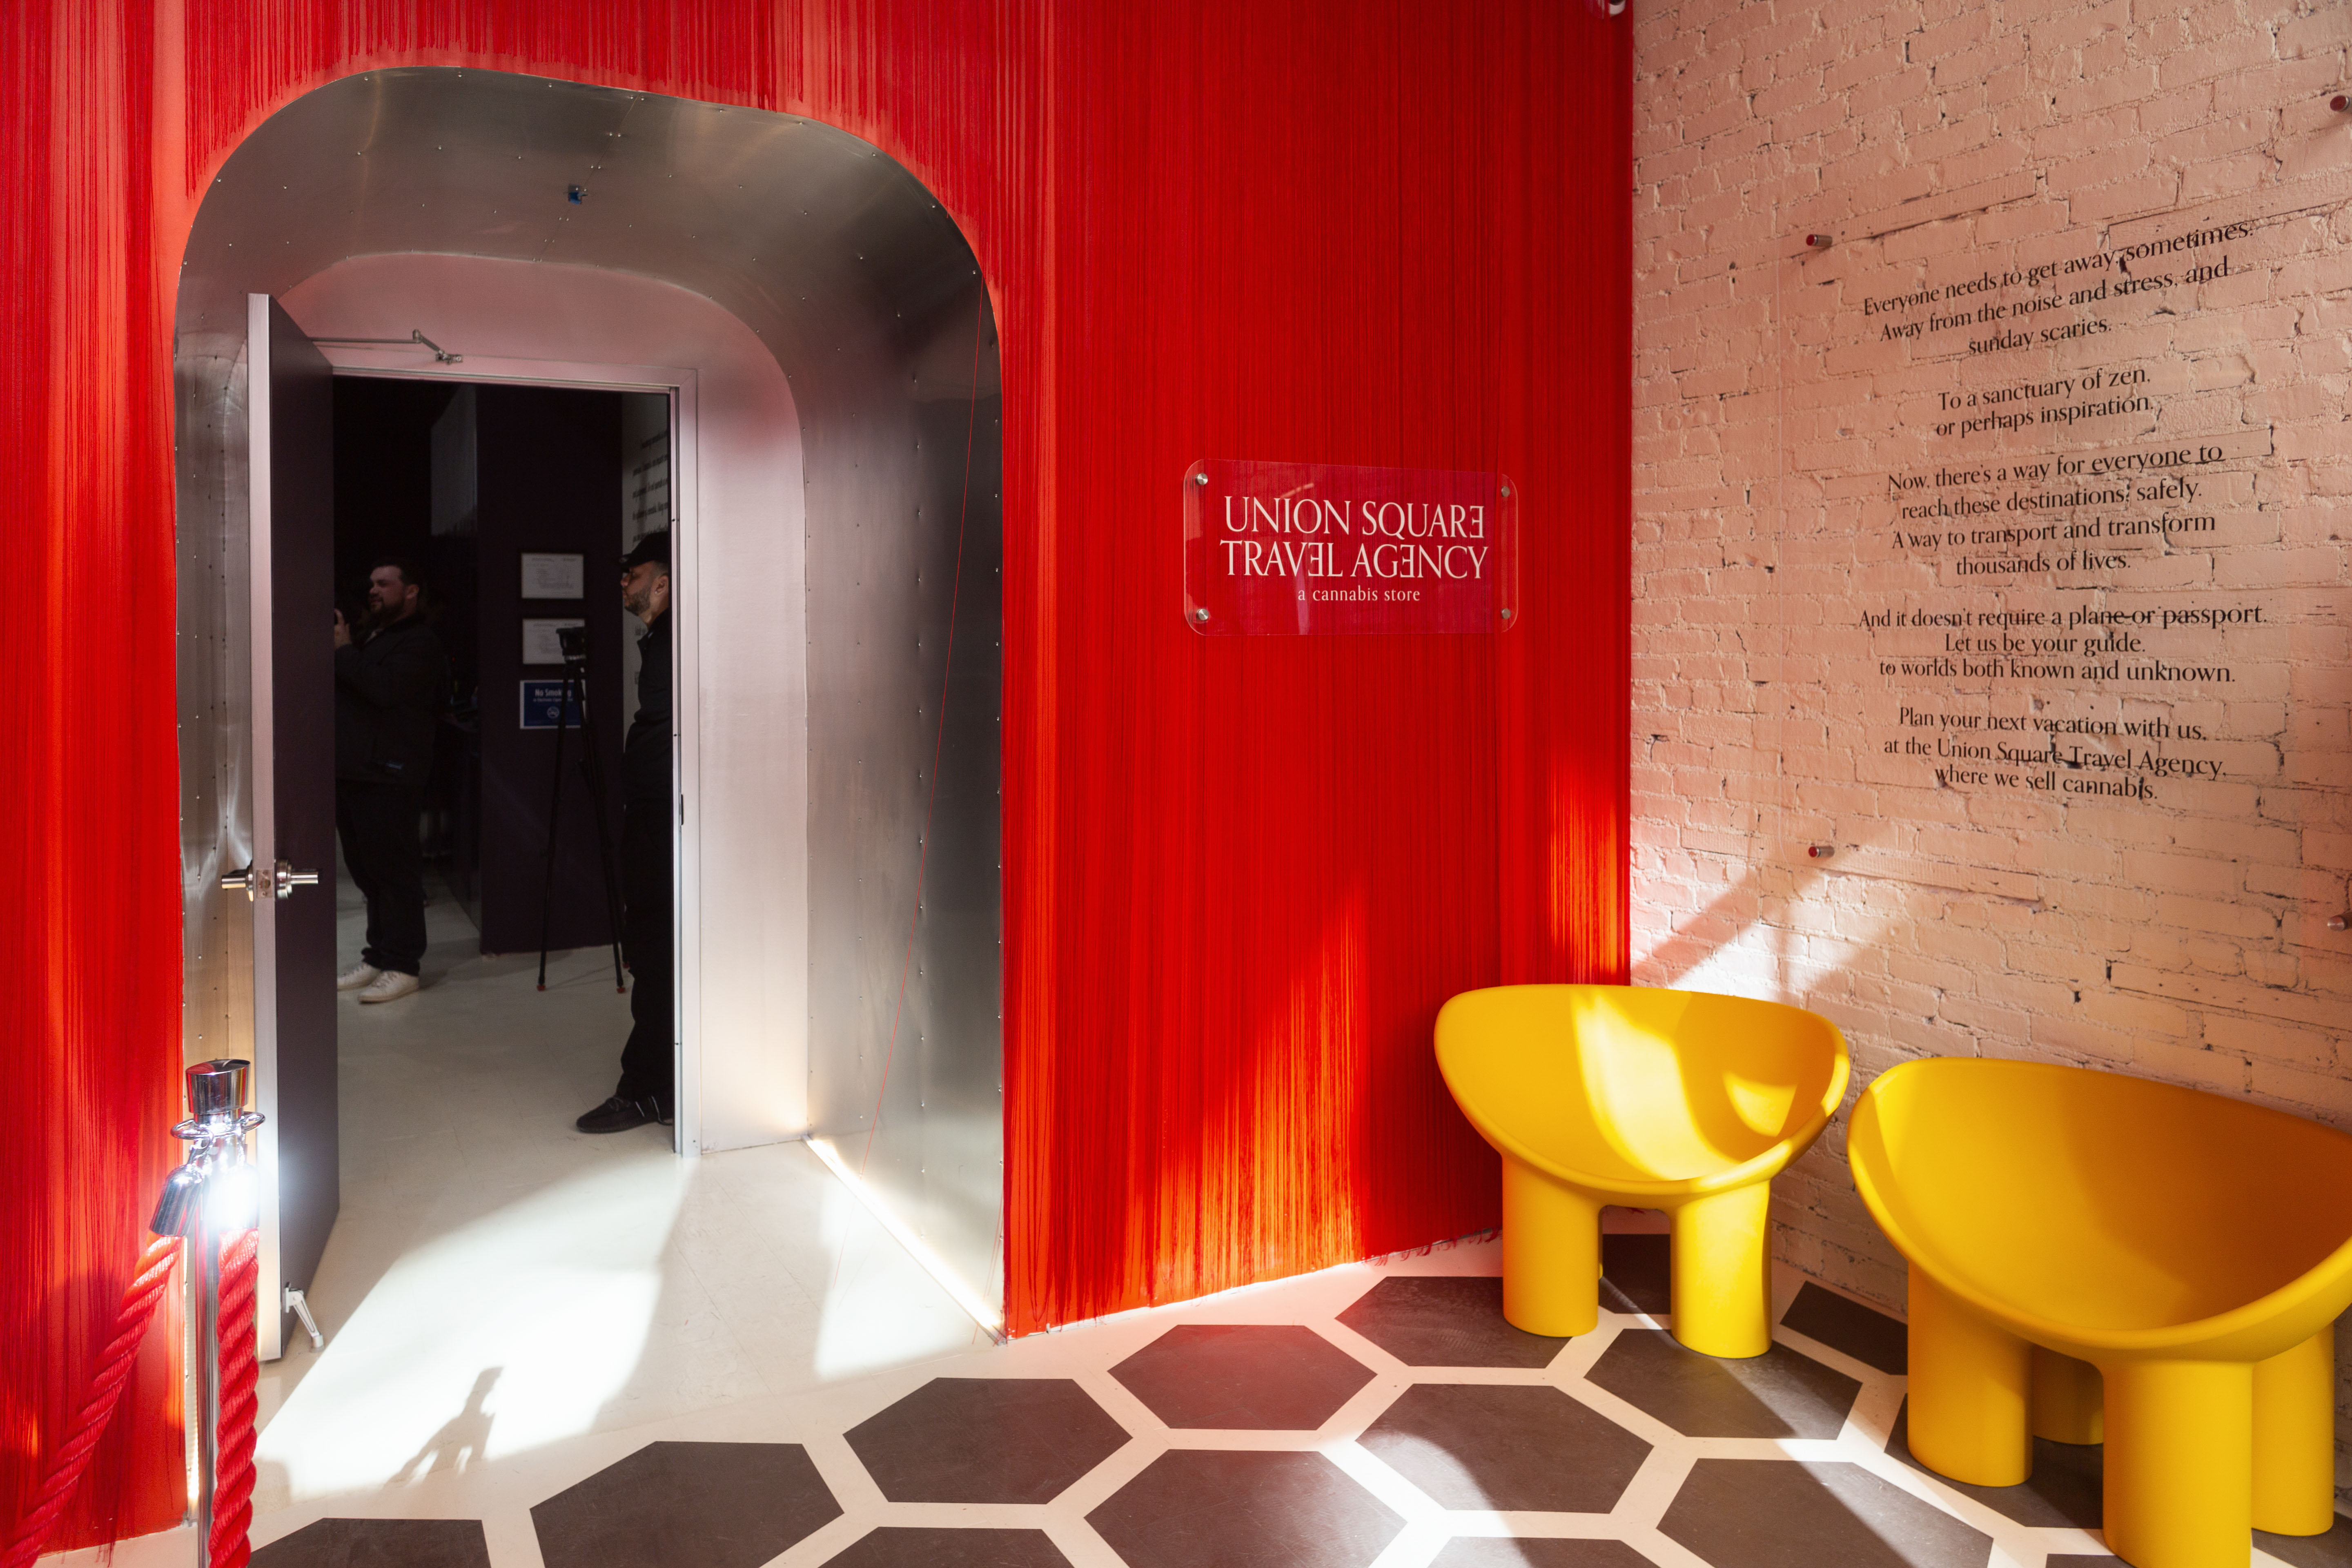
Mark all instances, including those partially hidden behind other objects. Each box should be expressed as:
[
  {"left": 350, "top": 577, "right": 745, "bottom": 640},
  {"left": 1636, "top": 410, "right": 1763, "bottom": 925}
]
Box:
[
  {"left": 137, "top": 868, "right": 985, "bottom": 1536},
  {"left": 55, "top": 871, "right": 2334, "bottom": 1568}
]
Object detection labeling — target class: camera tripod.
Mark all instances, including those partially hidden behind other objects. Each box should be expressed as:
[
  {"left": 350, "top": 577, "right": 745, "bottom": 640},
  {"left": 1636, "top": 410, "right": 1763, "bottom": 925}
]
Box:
[{"left": 536, "top": 637, "right": 628, "bottom": 993}]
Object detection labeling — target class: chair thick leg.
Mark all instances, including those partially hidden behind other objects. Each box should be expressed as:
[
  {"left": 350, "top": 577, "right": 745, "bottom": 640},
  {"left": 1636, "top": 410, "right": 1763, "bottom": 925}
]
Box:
[
  {"left": 1906, "top": 1266, "right": 2031, "bottom": 1486},
  {"left": 1667, "top": 1183, "right": 1771, "bottom": 1357},
  {"left": 1500, "top": 1157, "right": 1599, "bottom": 1337},
  {"left": 2103, "top": 1357, "right": 2253, "bottom": 1568},
  {"left": 2252, "top": 1327, "right": 2334, "bottom": 1537},
  {"left": 2031, "top": 1344, "right": 2103, "bottom": 1445}
]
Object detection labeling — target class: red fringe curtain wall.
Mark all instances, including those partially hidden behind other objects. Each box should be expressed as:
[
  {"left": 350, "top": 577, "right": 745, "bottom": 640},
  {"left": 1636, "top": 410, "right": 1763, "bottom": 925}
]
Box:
[
  {"left": 2, "top": 0, "right": 189, "bottom": 1553},
  {"left": 1, "top": 0, "right": 1627, "bottom": 1546}
]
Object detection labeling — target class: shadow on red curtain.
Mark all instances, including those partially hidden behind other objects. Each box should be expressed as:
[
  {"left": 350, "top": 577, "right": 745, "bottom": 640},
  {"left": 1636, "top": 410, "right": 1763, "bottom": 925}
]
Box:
[{"left": 0, "top": 0, "right": 1627, "bottom": 1548}]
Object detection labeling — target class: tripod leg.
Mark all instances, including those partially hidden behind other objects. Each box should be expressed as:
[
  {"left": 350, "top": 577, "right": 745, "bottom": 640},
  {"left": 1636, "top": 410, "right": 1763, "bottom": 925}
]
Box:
[
  {"left": 536, "top": 673, "right": 574, "bottom": 992},
  {"left": 572, "top": 683, "right": 630, "bottom": 993}
]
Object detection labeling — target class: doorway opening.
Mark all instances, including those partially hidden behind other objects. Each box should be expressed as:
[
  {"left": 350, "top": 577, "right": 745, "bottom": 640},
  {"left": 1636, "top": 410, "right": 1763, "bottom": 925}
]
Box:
[{"left": 326, "top": 370, "right": 677, "bottom": 1219}]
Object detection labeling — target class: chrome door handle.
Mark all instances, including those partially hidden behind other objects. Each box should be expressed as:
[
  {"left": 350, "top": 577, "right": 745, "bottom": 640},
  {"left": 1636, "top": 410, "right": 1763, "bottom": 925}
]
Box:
[{"left": 221, "top": 862, "right": 318, "bottom": 900}]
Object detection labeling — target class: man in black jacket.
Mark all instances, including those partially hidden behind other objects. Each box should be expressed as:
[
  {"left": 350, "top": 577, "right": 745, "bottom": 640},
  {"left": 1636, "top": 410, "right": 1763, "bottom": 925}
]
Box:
[
  {"left": 578, "top": 531, "right": 674, "bottom": 1133},
  {"left": 333, "top": 557, "right": 449, "bottom": 1004}
]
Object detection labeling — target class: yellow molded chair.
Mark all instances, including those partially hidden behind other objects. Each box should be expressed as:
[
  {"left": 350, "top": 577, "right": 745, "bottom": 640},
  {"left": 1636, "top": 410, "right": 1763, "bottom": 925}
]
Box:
[
  {"left": 1850, "top": 1059, "right": 2352, "bottom": 1568},
  {"left": 1434, "top": 984, "right": 1850, "bottom": 1357}
]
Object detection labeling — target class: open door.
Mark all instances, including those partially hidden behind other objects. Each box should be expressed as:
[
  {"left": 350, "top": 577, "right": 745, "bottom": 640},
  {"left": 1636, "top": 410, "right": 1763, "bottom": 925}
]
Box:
[{"left": 243, "top": 294, "right": 338, "bottom": 1361}]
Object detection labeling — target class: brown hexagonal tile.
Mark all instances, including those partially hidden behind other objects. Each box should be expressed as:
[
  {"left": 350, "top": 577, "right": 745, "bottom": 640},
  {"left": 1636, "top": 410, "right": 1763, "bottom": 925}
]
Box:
[
  {"left": 1111, "top": 1325, "right": 1375, "bottom": 1429},
  {"left": 1430, "top": 1543, "right": 1663, "bottom": 1568},
  {"left": 844, "top": 1377, "right": 1129, "bottom": 1503},
  {"left": 254, "top": 1519, "right": 490, "bottom": 1568},
  {"left": 1778, "top": 1283, "right": 1907, "bottom": 1375},
  {"left": 1659, "top": 1459, "right": 1989, "bottom": 1568},
  {"left": 1587, "top": 1329, "right": 1859, "bottom": 1439},
  {"left": 531, "top": 1441, "right": 840, "bottom": 1568},
  {"left": 1087, "top": 1449, "right": 1403, "bottom": 1568},
  {"left": 822, "top": 1526, "right": 1074, "bottom": 1566},
  {"left": 2256, "top": 1515, "right": 2352, "bottom": 1567},
  {"left": 1336, "top": 1276, "right": 1572, "bottom": 1368},
  {"left": 1360, "top": 1384, "right": 1650, "bottom": 1512},
  {"left": 1886, "top": 1399, "right": 2099, "bottom": 1530},
  {"left": 1600, "top": 1234, "right": 1671, "bottom": 1316}
]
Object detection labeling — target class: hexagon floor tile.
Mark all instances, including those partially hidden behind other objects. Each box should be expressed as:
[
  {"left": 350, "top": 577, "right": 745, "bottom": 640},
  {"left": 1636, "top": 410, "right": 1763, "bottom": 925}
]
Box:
[
  {"left": 1599, "top": 1234, "right": 1672, "bottom": 1316},
  {"left": 2257, "top": 1516, "right": 2352, "bottom": 1566},
  {"left": 1360, "top": 1383, "right": 1651, "bottom": 1512},
  {"left": 530, "top": 1441, "right": 841, "bottom": 1568},
  {"left": 1659, "top": 1459, "right": 1991, "bottom": 1568},
  {"left": 1886, "top": 1399, "right": 2100, "bottom": 1529},
  {"left": 1777, "top": 1282, "right": 1907, "bottom": 1374},
  {"left": 1586, "top": 1328, "right": 1860, "bottom": 1439},
  {"left": 822, "top": 1526, "right": 1075, "bottom": 1566},
  {"left": 1429, "top": 1542, "right": 1662, "bottom": 1568},
  {"left": 1336, "top": 1276, "right": 1570, "bottom": 1368},
  {"left": 844, "top": 1377, "right": 1131, "bottom": 1503},
  {"left": 253, "top": 1519, "right": 490, "bottom": 1568},
  {"left": 1087, "top": 1448, "right": 1404, "bottom": 1568},
  {"left": 1111, "top": 1324, "right": 1375, "bottom": 1429}
]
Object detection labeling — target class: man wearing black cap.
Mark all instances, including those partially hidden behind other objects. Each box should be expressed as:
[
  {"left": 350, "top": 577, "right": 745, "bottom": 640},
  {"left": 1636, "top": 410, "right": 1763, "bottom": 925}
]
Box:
[{"left": 578, "top": 530, "right": 675, "bottom": 1133}]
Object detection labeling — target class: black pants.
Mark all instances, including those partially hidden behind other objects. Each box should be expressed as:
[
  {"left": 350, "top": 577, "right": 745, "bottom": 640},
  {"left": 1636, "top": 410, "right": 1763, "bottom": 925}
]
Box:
[
  {"left": 335, "top": 778, "right": 428, "bottom": 976},
  {"left": 615, "top": 798, "right": 674, "bottom": 1108}
]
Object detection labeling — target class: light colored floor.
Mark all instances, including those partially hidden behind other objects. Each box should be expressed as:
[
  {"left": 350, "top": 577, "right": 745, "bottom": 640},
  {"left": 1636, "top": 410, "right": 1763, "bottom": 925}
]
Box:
[
  {"left": 82, "top": 1233, "right": 2315, "bottom": 1568},
  {"left": 52, "top": 869, "right": 2336, "bottom": 1567},
  {"left": 167, "top": 869, "right": 981, "bottom": 1524}
]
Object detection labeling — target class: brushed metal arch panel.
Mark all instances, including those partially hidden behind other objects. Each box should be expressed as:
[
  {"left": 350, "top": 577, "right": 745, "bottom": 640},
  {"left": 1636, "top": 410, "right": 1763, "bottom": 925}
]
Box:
[{"left": 176, "top": 66, "right": 1004, "bottom": 1323}]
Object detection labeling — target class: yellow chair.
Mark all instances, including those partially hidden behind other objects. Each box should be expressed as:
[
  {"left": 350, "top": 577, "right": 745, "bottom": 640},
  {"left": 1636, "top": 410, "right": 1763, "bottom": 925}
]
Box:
[
  {"left": 1434, "top": 984, "right": 1850, "bottom": 1357},
  {"left": 1850, "top": 1059, "right": 2352, "bottom": 1568}
]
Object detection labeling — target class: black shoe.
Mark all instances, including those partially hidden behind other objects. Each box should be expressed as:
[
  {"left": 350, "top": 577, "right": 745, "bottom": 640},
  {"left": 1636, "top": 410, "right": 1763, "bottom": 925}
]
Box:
[{"left": 576, "top": 1095, "right": 662, "bottom": 1134}]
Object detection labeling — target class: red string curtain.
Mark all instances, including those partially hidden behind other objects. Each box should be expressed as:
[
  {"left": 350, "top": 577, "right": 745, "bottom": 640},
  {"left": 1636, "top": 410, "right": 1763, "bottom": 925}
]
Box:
[
  {"left": 1, "top": 0, "right": 1626, "bottom": 1546},
  {"left": 2, "top": 0, "right": 188, "bottom": 1552}
]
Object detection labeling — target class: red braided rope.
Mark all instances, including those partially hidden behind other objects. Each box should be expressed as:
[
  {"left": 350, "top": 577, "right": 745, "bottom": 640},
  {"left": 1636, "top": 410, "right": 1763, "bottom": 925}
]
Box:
[
  {"left": 1, "top": 1236, "right": 182, "bottom": 1568},
  {"left": 207, "top": 1230, "right": 260, "bottom": 1568}
]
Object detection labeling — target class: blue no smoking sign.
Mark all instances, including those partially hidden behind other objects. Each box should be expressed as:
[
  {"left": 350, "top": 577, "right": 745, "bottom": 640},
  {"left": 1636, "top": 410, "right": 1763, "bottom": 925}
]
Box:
[{"left": 519, "top": 679, "right": 584, "bottom": 731}]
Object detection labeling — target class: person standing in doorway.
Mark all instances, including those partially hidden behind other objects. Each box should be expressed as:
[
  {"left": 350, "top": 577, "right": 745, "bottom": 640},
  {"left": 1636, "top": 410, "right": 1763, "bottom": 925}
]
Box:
[
  {"left": 578, "top": 530, "right": 674, "bottom": 1133},
  {"left": 334, "top": 557, "right": 449, "bottom": 1003}
]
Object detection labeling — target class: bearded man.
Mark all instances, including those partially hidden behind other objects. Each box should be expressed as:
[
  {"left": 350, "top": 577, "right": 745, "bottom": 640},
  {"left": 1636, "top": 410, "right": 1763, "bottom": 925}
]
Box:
[
  {"left": 577, "top": 530, "right": 675, "bottom": 1133},
  {"left": 332, "top": 556, "right": 449, "bottom": 1003}
]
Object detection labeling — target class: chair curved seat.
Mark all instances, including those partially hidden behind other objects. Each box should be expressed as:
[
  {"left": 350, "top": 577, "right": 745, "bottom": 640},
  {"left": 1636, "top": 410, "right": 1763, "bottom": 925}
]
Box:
[
  {"left": 1436, "top": 984, "right": 1849, "bottom": 1357},
  {"left": 1851, "top": 1058, "right": 2352, "bottom": 1568}
]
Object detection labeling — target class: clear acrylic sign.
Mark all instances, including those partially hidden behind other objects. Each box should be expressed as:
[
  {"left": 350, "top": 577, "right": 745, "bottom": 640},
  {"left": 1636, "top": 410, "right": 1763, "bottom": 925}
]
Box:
[{"left": 1182, "top": 459, "right": 1518, "bottom": 635}]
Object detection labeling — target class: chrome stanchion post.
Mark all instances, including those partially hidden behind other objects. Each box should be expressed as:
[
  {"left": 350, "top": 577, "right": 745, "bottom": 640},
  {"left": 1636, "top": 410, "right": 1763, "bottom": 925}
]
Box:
[{"left": 149, "top": 1060, "right": 264, "bottom": 1566}]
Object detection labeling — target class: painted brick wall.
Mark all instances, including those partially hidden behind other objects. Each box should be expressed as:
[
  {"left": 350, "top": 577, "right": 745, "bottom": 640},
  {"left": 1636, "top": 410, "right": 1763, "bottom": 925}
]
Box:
[{"left": 1631, "top": 0, "right": 2352, "bottom": 1473}]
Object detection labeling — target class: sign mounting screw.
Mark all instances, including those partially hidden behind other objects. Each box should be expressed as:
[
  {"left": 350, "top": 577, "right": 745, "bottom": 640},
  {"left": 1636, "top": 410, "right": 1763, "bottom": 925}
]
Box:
[
  {"left": 1192, "top": 472, "right": 1208, "bottom": 487},
  {"left": 1192, "top": 608, "right": 1210, "bottom": 624}
]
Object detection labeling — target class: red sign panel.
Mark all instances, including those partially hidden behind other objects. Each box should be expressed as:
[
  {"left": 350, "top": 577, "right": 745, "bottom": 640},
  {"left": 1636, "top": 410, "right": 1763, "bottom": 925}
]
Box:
[{"left": 1182, "top": 459, "right": 1518, "bottom": 636}]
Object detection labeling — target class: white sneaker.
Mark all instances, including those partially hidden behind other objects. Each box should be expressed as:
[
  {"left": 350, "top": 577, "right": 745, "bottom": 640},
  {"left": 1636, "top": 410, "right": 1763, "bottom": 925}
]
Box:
[
  {"left": 356, "top": 971, "right": 420, "bottom": 1004},
  {"left": 336, "top": 962, "right": 382, "bottom": 992}
]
